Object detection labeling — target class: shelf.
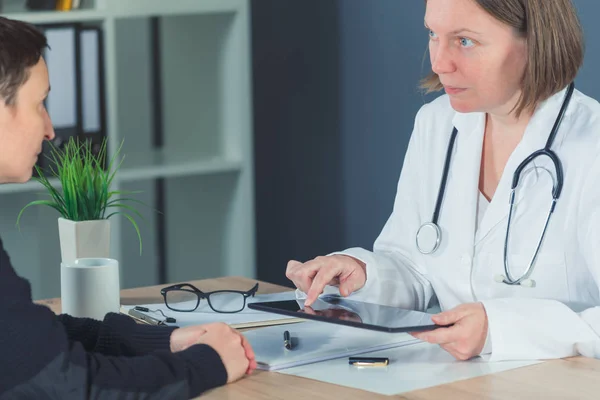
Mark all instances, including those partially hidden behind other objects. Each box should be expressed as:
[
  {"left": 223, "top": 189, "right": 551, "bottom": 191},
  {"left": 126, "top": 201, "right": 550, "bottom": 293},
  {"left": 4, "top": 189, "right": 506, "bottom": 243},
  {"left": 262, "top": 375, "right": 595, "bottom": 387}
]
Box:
[
  {"left": 1, "top": 0, "right": 243, "bottom": 25},
  {"left": 0, "top": 154, "right": 242, "bottom": 193},
  {"left": 106, "top": 0, "right": 242, "bottom": 18},
  {"left": 0, "top": 9, "right": 105, "bottom": 24},
  {"left": 1, "top": 0, "right": 255, "bottom": 300},
  {"left": 0, "top": 178, "right": 61, "bottom": 195},
  {"left": 118, "top": 150, "right": 242, "bottom": 181}
]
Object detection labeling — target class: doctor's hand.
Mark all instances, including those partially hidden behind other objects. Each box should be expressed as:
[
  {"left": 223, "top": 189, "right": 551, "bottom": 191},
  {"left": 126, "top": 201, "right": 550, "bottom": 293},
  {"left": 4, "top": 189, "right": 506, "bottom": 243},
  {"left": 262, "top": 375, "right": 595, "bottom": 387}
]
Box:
[
  {"left": 410, "top": 303, "right": 489, "bottom": 361},
  {"left": 286, "top": 255, "right": 367, "bottom": 307}
]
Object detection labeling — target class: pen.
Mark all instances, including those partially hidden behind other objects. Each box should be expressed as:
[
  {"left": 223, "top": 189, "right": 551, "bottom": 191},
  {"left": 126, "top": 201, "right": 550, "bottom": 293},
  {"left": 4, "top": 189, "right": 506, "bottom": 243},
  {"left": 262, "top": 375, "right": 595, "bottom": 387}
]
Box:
[
  {"left": 134, "top": 306, "right": 177, "bottom": 323},
  {"left": 283, "top": 330, "right": 292, "bottom": 350},
  {"left": 128, "top": 308, "right": 165, "bottom": 326},
  {"left": 348, "top": 357, "right": 389, "bottom": 367}
]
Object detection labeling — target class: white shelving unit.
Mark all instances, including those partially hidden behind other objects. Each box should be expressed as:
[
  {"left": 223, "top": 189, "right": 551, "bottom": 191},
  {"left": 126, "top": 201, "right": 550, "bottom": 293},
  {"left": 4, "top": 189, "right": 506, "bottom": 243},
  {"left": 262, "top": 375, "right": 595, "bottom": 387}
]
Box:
[{"left": 0, "top": 0, "right": 255, "bottom": 300}]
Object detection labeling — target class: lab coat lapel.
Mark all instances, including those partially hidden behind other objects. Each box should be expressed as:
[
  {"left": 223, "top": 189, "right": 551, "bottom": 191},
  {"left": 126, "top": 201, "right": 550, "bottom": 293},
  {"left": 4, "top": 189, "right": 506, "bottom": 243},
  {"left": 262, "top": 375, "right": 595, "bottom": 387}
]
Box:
[{"left": 473, "top": 135, "right": 535, "bottom": 245}]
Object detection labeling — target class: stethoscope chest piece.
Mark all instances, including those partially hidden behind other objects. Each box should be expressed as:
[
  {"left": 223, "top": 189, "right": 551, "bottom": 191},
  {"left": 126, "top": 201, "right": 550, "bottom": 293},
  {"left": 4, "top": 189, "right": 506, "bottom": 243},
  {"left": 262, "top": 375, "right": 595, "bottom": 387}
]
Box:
[{"left": 416, "top": 222, "right": 441, "bottom": 254}]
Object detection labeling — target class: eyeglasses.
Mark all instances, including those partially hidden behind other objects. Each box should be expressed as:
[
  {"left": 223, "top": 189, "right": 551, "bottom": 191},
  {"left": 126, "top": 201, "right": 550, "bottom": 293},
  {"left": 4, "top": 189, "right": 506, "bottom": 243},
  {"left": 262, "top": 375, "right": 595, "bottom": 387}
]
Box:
[{"left": 160, "top": 282, "right": 259, "bottom": 313}]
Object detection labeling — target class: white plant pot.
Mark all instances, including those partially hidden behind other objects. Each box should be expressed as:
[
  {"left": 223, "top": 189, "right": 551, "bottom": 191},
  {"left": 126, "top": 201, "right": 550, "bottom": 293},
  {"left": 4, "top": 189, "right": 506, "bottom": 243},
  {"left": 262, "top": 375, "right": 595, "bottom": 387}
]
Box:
[
  {"left": 58, "top": 217, "right": 110, "bottom": 264},
  {"left": 61, "top": 258, "right": 121, "bottom": 320}
]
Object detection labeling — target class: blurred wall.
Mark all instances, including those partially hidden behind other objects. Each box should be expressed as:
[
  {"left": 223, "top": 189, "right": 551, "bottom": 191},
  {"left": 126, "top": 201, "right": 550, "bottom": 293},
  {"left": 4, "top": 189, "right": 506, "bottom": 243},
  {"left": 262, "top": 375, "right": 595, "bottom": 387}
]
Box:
[{"left": 252, "top": 0, "right": 344, "bottom": 286}]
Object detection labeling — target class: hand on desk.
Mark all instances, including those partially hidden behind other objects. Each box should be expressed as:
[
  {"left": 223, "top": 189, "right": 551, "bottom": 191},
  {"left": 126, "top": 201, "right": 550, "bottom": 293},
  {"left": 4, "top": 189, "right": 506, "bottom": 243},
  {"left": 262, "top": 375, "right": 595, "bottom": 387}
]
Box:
[
  {"left": 410, "top": 302, "right": 488, "bottom": 361},
  {"left": 170, "top": 322, "right": 257, "bottom": 382},
  {"left": 286, "top": 255, "right": 367, "bottom": 306}
]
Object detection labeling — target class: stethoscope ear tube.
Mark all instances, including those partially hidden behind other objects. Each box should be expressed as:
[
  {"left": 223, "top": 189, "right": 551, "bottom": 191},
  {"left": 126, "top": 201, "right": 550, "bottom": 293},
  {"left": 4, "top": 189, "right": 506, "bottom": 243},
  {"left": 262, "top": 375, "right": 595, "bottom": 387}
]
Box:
[{"left": 510, "top": 149, "right": 564, "bottom": 199}]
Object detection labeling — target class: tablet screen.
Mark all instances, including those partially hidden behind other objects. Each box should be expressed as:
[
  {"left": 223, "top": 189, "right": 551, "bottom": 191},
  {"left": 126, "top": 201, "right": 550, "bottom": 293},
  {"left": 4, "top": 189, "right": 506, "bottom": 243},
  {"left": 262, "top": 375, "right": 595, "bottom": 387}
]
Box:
[{"left": 247, "top": 294, "right": 440, "bottom": 333}]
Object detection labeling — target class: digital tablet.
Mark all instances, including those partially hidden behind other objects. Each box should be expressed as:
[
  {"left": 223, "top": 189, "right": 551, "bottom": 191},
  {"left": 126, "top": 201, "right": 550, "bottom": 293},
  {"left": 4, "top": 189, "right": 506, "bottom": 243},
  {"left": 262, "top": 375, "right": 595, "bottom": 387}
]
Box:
[{"left": 247, "top": 294, "right": 444, "bottom": 333}]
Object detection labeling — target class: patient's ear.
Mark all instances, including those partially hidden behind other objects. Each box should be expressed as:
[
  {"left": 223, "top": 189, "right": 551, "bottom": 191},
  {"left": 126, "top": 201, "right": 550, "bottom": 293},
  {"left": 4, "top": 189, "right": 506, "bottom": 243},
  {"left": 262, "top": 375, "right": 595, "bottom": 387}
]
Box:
[
  {"left": 0, "top": 98, "right": 11, "bottom": 133},
  {"left": 0, "top": 95, "right": 19, "bottom": 126}
]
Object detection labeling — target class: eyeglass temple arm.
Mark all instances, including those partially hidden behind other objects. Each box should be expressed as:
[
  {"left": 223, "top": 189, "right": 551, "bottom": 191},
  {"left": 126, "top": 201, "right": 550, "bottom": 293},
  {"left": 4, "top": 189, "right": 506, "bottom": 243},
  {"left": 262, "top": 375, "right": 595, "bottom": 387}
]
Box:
[
  {"left": 162, "top": 283, "right": 207, "bottom": 295},
  {"left": 245, "top": 283, "right": 259, "bottom": 297}
]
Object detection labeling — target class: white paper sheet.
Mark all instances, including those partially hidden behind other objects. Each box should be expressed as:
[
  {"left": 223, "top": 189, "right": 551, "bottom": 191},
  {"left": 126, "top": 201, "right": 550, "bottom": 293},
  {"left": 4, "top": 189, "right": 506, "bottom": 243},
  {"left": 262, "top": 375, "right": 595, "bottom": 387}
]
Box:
[
  {"left": 243, "top": 321, "right": 420, "bottom": 371},
  {"left": 278, "top": 341, "right": 542, "bottom": 395},
  {"left": 122, "top": 291, "right": 301, "bottom": 328}
]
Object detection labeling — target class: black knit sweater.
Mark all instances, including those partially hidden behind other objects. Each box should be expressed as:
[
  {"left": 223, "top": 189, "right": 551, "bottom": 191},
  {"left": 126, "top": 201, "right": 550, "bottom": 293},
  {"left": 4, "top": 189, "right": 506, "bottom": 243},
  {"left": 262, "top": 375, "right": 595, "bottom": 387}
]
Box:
[{"left": 0, "top": 236, "right": 228, "bottom": 399}]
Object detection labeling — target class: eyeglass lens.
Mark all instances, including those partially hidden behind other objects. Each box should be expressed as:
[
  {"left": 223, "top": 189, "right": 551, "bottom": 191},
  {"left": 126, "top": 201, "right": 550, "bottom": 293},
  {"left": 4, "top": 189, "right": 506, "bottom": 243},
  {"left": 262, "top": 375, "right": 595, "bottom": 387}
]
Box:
[
  {"left": 208, "top": 292, "right": 246, "bottom": 312},
  {"left": 165, "top": 289, "right": 198, "bottom": 311}
]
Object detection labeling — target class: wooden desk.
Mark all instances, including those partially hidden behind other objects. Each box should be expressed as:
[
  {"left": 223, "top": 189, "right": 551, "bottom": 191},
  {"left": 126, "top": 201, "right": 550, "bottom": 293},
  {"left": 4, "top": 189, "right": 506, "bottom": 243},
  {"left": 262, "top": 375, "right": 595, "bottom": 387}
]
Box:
[{"left": 39, "top": 277, "right": 600, "bottom": 400}]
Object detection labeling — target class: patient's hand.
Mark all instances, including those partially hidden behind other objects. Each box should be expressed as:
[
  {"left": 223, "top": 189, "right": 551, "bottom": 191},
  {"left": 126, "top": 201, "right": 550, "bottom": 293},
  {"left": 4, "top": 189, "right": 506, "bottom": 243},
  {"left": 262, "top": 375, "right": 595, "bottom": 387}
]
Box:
[{"left": 170, "top": 322, "right": 257, "bottom": 382}]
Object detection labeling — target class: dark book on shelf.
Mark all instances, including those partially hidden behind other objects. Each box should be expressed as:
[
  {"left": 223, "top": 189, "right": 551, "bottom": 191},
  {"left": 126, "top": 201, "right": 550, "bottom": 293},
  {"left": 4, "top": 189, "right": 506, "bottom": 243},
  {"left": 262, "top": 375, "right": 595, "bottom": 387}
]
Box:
[
  {"left": 26, "top": 0, "right": 58, "bottom": 11},
  {"left": 35, "top": 23, "right": 107, "bottom": 175}
]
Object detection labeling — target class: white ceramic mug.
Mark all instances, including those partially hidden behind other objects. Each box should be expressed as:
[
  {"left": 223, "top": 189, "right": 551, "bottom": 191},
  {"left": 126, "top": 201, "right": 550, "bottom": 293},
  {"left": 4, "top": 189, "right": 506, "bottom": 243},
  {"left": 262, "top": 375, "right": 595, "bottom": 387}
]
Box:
[{"left": 60, "top": 258, "right": 121, "bottom": 320}]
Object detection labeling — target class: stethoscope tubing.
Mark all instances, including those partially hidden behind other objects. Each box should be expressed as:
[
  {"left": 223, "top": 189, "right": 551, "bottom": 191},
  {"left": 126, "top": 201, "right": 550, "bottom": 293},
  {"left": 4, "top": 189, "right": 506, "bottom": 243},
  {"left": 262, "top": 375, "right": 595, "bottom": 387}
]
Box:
[{"left": 416, "top": 83, "right": 575, "bottom": 286}]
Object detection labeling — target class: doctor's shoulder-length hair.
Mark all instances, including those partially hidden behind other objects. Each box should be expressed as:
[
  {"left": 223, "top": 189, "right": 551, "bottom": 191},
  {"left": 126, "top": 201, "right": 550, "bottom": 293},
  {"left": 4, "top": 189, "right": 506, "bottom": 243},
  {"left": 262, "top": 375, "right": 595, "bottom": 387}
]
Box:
[{"left": 420, "top": 0, "right": 584, "bottom": 118}]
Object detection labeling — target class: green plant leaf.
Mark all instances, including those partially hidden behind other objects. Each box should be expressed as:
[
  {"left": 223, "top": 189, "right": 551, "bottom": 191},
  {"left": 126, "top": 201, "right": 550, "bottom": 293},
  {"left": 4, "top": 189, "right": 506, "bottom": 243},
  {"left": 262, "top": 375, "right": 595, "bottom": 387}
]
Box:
[
  {"left": 17, "top": 137, "right": 148, "bottom": 254},
  {"left": 106, "top": 203, "right": 145, "bottom": 221},
  {"left": 116, "top": 212, "right": 143, "bottom": 255},
  {"left": 16, "top": 200, "right": 63, "bottom": 230}
]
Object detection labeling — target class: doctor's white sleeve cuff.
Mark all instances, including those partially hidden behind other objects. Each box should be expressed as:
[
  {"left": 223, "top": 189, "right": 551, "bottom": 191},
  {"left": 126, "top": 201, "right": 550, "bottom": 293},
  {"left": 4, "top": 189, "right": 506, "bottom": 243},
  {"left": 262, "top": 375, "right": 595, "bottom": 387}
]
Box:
[
  {"left": 328, "top": 247, "right": 380, "bottom": 294},
  {"left": 480, "top": 318, "right": 493, "bottom": 356},
  {"left": 295, "top": 247, "right": 434, "bottom": 310},
  {"left": 330, "top": 247, "right": 434, "bottom": 309},
  {"left": 480, "top": 298, "right": 600, "bottom": 361}
]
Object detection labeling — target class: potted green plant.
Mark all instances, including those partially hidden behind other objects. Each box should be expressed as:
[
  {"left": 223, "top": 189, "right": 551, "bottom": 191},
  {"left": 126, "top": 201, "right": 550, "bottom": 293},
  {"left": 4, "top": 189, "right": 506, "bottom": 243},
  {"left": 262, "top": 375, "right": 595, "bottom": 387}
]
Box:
[
  {"left": 17, "top": 138, "right": 143, "bottom": 318},
  {"left": 18, "top": 137, "right": 143, "bottom": 261},
  {"left": 16, "top": 137, "right": 144, "bottom": 318}
]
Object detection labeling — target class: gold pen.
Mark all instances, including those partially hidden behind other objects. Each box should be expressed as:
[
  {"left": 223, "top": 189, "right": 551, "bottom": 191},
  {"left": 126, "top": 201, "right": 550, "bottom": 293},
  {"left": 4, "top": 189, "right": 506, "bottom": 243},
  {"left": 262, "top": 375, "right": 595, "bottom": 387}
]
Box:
[{"left": 348, "top": 357, "right": 389, "bottom": 367}]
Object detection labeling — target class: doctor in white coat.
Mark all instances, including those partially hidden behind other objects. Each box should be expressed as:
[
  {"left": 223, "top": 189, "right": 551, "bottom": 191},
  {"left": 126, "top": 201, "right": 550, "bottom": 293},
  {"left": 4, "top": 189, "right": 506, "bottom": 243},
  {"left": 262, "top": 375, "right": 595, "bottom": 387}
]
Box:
[{"left": 286, "top": 0, "right": 600, "bottom": 362}]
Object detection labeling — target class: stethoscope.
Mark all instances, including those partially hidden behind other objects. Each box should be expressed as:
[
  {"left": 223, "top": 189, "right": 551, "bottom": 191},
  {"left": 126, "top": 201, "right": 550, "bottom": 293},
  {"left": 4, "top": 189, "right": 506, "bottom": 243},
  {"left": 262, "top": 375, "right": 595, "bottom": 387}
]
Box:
[{"left": 415, "top": 83, "right": 574, "bottom": 287}]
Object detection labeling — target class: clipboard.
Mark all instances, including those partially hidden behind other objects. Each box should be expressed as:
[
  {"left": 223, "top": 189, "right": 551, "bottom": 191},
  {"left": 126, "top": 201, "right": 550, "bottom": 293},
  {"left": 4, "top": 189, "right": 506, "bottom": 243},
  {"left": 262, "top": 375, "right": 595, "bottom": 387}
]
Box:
[
  {"left": 229, "top": 318, "right": 305, "bottom": 330},
  {"left": 119, "top": 305, "right": 305, "bottom": 330}
]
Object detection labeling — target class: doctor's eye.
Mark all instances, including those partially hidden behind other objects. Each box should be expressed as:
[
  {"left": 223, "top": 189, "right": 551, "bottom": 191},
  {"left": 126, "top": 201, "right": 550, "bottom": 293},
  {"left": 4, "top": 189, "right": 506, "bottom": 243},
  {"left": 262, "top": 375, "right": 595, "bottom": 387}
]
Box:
[
  {"left": 428, "top": 30, "right": 438, "bottom": 40},
  {"left": 459, "top": 37, "right": 476, "bottom": 48}
]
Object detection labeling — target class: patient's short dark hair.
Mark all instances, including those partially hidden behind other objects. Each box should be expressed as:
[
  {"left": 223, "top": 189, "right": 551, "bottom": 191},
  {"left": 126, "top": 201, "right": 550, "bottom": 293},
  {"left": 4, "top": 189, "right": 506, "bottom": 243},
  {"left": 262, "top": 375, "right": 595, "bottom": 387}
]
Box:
[{"left": 0, "top": 17, "right": 48, "bottom": 105}]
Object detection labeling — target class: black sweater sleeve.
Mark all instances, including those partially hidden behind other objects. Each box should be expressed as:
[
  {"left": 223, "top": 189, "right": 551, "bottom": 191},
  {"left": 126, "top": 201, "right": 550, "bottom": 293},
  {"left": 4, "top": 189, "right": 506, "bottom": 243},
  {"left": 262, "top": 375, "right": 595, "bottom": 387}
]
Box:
[
  {"left": 0, "top": 237, "right": 228, "bottom": 399},
  {"left": 57, "top": 313, "right": 177, "bottom": 356}
]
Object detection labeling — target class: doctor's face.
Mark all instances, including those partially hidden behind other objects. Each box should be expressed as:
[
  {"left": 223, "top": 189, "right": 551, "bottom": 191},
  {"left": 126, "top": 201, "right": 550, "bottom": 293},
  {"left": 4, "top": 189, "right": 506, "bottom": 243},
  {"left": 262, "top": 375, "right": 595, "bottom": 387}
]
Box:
[{"left": 425, "top": 0, "right": 528, "bottom": 116}]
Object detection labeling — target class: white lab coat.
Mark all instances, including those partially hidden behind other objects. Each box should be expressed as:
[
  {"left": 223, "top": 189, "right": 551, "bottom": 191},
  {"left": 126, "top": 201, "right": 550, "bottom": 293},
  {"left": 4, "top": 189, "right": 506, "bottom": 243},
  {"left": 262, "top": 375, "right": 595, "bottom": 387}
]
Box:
[{"left": 330, "top": 86, "right": 600, "bottom": 361}]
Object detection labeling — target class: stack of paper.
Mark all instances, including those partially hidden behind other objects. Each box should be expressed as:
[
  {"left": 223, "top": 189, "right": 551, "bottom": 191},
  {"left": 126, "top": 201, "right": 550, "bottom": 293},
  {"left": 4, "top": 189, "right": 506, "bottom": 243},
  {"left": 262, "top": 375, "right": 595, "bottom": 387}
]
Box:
[
  {"left": 278, "top": 341, "right": 542, "bottom": 395},
  {"left": 243, "top": 321, "right": 420, "bottom": 371}
]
